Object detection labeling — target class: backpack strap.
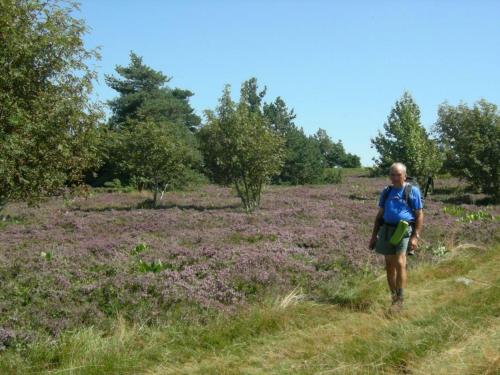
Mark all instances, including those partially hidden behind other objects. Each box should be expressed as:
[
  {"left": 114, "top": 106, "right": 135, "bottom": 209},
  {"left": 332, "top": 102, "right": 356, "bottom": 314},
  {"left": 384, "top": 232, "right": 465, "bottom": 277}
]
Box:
[
  {"left": 381, "top": 183, "right": 414, "bottom": 210},
  {"left": 403, "top": 183, "right": 414, "bottom": 210},
  {"left": 380, "top": 185, "right": 392, "bottom": 208}
]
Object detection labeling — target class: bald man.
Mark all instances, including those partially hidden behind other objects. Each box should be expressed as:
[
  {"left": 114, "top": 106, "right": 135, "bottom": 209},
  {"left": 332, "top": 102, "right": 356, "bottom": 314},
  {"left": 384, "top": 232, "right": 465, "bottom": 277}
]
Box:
[{"left": 368, "top": 162, "right": 424, "bottom": 307}]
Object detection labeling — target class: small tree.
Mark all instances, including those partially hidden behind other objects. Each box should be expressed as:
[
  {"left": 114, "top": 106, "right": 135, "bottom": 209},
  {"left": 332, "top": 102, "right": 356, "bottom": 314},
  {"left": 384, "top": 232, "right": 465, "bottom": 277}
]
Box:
[
  {"left": 199, "top": 82, "right": 285, "bottom": 212},
  {"left": 434, "top": 100, "right": 500, "bottom": 201},
  {"left": 0, "top": 0, "right": 102, "bottom": 213},
  {"left": 118, "top": 120, "right": 197, "bottom": 207},
  {"left": 371, "top": 92, "right": 442, "bottom": 184}
]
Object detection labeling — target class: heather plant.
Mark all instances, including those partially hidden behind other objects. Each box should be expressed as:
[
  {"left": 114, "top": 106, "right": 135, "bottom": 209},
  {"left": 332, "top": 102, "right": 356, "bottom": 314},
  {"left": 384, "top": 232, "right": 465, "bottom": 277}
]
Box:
[{"left": 0, "top": 175, "right": 497, "bottom": 350}]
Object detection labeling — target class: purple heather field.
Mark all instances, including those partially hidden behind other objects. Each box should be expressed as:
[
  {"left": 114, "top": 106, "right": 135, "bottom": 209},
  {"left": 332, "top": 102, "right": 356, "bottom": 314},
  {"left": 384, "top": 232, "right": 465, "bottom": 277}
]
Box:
[{"left": 0, "top": 174, "right": 498, "bottom": 343}]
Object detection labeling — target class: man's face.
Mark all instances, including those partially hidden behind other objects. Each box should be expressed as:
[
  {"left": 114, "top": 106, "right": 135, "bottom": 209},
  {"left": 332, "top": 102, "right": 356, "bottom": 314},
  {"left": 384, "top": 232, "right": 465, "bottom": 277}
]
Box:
[{"left": 390, "top": 168, "right": 405, "bottom": 185}]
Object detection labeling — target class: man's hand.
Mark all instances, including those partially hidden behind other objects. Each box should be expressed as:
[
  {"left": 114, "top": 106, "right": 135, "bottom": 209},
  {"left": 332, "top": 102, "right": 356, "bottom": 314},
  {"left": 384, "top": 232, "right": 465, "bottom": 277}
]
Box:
[
  {"left": 409, "top": 235, "right": 418, "bottom": 251},
  {"left": 369, "top": 235, "right": 377, "bottom": 250}
]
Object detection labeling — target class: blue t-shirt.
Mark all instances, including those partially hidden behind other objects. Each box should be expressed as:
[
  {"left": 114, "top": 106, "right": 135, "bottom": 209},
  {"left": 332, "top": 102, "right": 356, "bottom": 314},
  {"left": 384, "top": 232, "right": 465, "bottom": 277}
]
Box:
[{"left": 378, "top": 184, "right": 423, "bottom": 224}]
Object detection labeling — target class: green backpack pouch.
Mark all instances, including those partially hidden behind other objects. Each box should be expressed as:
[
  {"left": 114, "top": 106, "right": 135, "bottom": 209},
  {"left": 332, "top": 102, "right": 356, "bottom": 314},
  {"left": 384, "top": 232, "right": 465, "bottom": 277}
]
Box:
[{"left": 389, "top": 220, "right": 409, "bottom": 245}]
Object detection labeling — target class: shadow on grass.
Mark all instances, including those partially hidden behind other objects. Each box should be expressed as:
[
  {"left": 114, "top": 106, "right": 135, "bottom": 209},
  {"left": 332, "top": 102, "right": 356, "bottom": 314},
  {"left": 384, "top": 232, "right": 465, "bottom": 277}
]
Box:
[
  {"left": 73, "top": 200, "right": 242, "bottom": 213},
  {"left": 433, "top": 194, "right": 496, "bottom": 206},
  {"left": 315, "top": 296, "right": 374, "bottom": 312}
]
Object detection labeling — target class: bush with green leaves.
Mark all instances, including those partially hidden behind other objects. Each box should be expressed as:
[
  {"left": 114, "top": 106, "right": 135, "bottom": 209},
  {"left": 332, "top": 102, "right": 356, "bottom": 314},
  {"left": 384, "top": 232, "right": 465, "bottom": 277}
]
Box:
[
  {"left": 117, "top": 120, "right": 199, "bottom": 206},
  {"left": 0, "top": 0, "right": 102, "bottom": 213},
  {"left": 434, "top": 99, "right": 500, "bottom": 202},
  {"left": 103, "top": 179, "right": 122, "bottom": 189},
  {"left": 199, "top": 80, "right": 285, "bottom": 212},
  {"left": 322, "top": 168, "right": 343, "bottom": 184}
]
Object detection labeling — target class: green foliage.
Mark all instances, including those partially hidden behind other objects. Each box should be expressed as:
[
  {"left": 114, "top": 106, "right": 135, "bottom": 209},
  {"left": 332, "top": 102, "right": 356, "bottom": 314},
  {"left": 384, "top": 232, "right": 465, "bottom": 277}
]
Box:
[
  {"left": 460, "top": 210, "right": 496, "bottom": 223},
  {"left": 40, "top": 251, "right": 53, "bottom": 261},
  {"left": 264, "top": 98, "right": 323, "bottom": 185},
  {"left": 105, "top": 52, "right": 200, "bottom": 131},
  {"left": 117, "top": 120, "right": 200, "bottom": 206},
  {"left": 0, "top": 0, "right": 103, "bottom": 211},
  {"left": 103, "top": 179, "right": 122, "bottom": 189},
  {"left": 422, "top": 242, "right": 449, "bottom": 257},
  {"left": 198, "top": 79, "right": 285, "bottom": 212},
  {"left": 277, "top": 127, "right": 325, "bottom": 185},
  {"left": 263, "top": 96, "right": 296, "bottom": 135},
  {"left": 131, "top": 243, "right": 149, "bottom": 255},
  {"left": 321, "top": 167, "right": 343, "bottom": 184},
  {"left": 443, "top": 205, "right": 497, "bottom": 223},
  {"left": 442, "top": 205, "right": 466, "bottom": 217},
  {"left": 434, "top": 100, "right": 500, "bottom": 201},
  {"left": 89, "top": 52, "right": 202, "bottom": 188},
  {"left": 314, "top": 128, "right": 361, "bottom": 168},
  {"left": 131, "top": 241, "right": 165, "bottom": 273},
  {"left": 371, "top": 92, "right": 443, "bottom": 183},
  {"left": 263, "top": 100, "right": 359, "bottom": 184},
  {"left": 137, "top": 259, "right": 167, "bottom": 273}
]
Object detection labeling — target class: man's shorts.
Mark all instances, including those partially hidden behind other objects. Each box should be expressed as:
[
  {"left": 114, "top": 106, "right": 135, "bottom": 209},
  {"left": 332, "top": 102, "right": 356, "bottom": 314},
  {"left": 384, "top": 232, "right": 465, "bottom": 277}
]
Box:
[{"left": 375, "top": 223, "right": 413, "bottom": 255}]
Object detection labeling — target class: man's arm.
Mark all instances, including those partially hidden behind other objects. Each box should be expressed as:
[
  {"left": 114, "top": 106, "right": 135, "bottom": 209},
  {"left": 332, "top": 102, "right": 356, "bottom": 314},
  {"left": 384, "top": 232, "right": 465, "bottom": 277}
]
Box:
[
  {"left": 412, "top": 209, "right": 423, "bottom": 238},
  {"left": 409, "top": 209, "right": 423, "bottom": 250},
  {"left": 369, "top": 208, "right": 384, "bottom": 249}
]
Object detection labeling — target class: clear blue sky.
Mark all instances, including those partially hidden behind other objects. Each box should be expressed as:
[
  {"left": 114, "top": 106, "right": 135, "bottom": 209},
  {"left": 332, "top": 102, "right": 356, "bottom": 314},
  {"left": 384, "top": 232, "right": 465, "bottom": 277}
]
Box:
[{"left": 79, "top": 0, "right": 500, "bottom": 166}]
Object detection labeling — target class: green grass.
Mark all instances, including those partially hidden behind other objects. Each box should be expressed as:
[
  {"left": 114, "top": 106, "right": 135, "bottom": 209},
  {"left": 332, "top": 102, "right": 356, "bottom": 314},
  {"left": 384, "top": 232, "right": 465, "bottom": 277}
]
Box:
[
  {"left": 1, "top": 245, "right": 498, "bottom": 374},
  {"left": 339, "top": 167, "right": 371, "bottom": 177}
]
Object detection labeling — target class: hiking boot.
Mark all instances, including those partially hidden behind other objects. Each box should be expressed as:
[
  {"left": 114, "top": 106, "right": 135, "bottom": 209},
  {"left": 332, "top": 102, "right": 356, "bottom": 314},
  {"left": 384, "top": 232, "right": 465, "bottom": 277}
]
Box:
[
  {"left": 391, "top": 292, "right": 398, "bottom": 304},
  {"left": 394, "top": 297, "right": 404, "bottom": 307}
]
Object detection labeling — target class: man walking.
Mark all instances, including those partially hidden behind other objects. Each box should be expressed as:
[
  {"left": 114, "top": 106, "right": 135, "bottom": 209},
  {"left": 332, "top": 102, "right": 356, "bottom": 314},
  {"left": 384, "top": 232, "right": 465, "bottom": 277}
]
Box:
[{"left": 369, "top": 162, "right": 424, "bottom": 307}]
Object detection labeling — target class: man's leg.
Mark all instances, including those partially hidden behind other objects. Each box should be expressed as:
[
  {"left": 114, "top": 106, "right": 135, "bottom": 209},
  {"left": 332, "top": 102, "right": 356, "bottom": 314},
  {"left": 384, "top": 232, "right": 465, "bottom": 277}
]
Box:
[
  {"left": 384, "top": 255, "right": 397, "bottom": 300},
  {"left": 395, "top": 253, "right": 407, "bottom": 303}
]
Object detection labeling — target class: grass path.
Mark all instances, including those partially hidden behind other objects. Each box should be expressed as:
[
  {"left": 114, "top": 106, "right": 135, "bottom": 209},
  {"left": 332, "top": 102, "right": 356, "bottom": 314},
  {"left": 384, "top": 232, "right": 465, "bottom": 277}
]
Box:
[{"left": 147, "top": 245, "right": 499, "bottom": 375}]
